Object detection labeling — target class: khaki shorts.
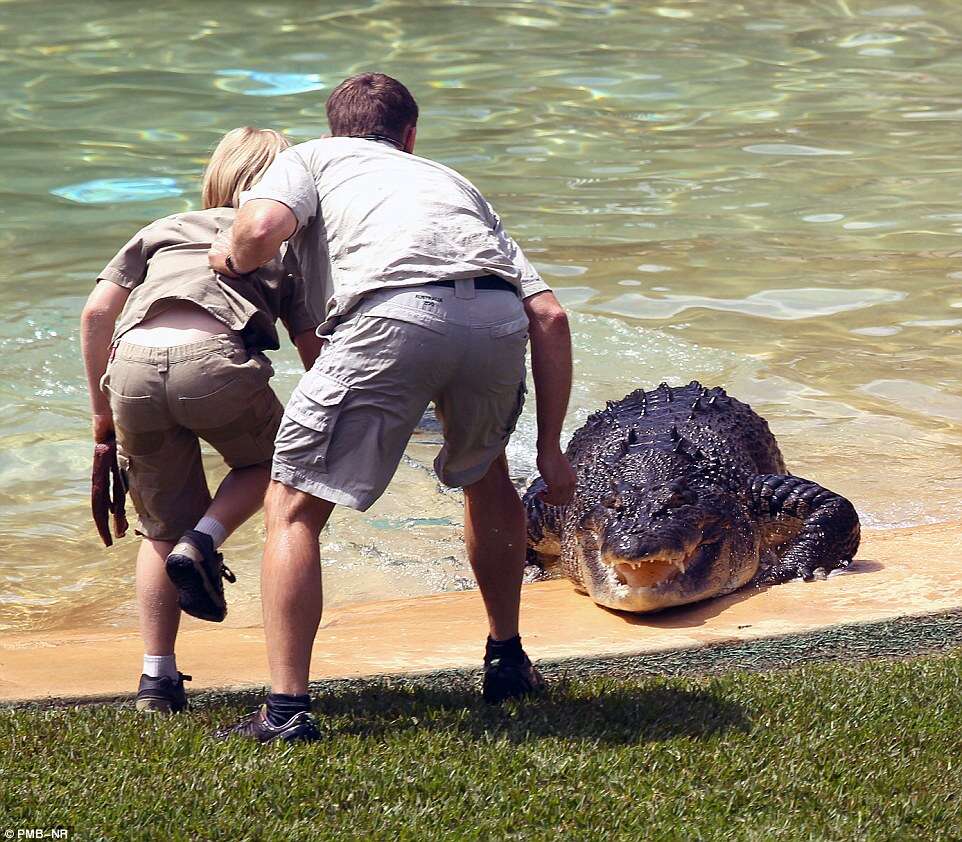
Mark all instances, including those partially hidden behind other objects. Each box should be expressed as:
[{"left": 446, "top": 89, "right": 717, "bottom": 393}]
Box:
[
  {"left": 272, "top": 281, "right": 529, "bottom": 511},
  {"left": 103, "top": 334, "right": 282, "bottom": 540}
]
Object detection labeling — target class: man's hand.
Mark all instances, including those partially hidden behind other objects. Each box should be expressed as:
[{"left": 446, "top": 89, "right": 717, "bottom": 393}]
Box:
[
  {"left": 536, "top": 445, "right": 576, "bottom": 506},
  {"left": 209, "top": 228, "right": 238, "bottom": 278},
  {"left": 92, "top": 412, "right": 115, "bottom": 444},
  {"left": 210, "top": 199, "right": 298, "bottom": 279}
]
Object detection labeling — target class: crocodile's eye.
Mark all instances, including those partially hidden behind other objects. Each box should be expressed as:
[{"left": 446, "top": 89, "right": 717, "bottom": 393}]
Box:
[{"left": 665, "top": 488, "right": 697, "bottom": 508}]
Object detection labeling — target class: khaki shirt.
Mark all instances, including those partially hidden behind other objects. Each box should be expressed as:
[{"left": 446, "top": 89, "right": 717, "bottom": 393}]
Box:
[
  {"left": 241, "top": 137, "right": 550, "bottom": 330},
  {"left": 99, "top": 208, "right": 317, "bottom": 351}
]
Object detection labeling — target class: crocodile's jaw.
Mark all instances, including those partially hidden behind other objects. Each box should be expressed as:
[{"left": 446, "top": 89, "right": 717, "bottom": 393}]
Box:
[{"left": 584, "top": 538, "right": 757, "bottom": 613}]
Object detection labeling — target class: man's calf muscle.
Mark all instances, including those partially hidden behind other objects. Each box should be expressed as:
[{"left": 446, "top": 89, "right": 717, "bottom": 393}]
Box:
[{"left": 265, "top": 482, "right": 333, "bottom": 534}]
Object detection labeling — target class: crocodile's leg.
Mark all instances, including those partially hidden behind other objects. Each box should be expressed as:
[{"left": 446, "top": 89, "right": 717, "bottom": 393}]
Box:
[
  {"left": 522, "top": 476, "right": 564, "bottom": 573},
  {"left": 747, "top": 474, "right": 860, "bottom": 584}
]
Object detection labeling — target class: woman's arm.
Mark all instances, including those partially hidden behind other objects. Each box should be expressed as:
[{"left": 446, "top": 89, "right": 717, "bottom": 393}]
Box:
[{"left": 80, "top": 281, "right": 131, "bottom": 442}]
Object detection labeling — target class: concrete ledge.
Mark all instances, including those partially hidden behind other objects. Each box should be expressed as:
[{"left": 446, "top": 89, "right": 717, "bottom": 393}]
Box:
[{"left": 1, "top": 519, "right": 959, "bottom": 704}]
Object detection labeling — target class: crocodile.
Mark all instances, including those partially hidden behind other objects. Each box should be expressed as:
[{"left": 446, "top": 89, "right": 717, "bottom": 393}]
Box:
[{"left": 524, "top": 381, "right": 860, "bottom": 613}]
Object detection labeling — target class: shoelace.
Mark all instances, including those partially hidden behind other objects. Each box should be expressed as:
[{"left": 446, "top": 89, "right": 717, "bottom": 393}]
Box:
[{"left": 218, "top": 556, "right": 236, "bottom": 583}]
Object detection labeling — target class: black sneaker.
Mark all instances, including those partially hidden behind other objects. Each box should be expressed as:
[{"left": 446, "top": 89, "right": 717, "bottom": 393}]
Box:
[
  {"left": 135, "top": 672, "right": 191, "bottom": 714},
  {"left": 213, "top": 705, "right": 321, "bottom": 744},
  {"left": 165, "top": 529, "right": 236, "bottom": 622},
  {"left": 482, "top": 650, "right": 545, "bottom": 704}
]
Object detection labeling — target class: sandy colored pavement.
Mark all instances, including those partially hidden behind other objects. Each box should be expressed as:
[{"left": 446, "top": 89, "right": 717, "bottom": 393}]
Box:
[{"left": 1, "top": 520, "right": 959, "bottom": 703}]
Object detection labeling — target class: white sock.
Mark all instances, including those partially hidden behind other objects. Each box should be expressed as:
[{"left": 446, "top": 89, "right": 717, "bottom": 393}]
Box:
[
  {"left": 194, "top": 515, "right": 227, "bottom": 549},
  {"left": 143, "top": 654, "right": 178, "bottom": 680}
]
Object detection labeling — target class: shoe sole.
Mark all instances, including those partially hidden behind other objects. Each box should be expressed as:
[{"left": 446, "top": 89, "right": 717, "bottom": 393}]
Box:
[
  {"left": 482, "top": 667, "right": 545, "bottom": 704},
  {"left": 270, "top": 729, "right": 320, "bottom": 744},
  {"left": 166, "top": 553, "right": 226, "bottom": 622},
  {"left": 214, "top": 726, "right": 320, "bottom": 743},
  {"left": 135, "top": 697, "right": 185, "bottom": 714},
  {"left": 482, "top": 685, "right": 543, "bottom": 704}
]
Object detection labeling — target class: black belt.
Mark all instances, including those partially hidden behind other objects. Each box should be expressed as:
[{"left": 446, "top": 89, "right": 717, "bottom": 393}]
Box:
[{"left": 425, "top": 274, "right": 517, "bottom": 294}]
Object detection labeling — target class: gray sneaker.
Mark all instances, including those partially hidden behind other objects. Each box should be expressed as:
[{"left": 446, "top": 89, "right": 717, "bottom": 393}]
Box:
[
  {"left": 165, "top": 529, "right": 236, "bottom": 622},
  {"left": 213, "top": 706, "right": 321, "bottom": 744}
]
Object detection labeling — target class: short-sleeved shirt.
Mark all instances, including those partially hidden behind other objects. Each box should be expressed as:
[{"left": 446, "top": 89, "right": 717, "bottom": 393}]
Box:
[
  {"left": 240, "top": 137, "right": 551, "bottom": 328},
  {"left": 99, "top": 207, "right": 317, "bottom": 351}
]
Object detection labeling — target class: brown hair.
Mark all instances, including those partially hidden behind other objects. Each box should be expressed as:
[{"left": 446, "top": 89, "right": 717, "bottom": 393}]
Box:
[
  {"left": 326, "top": 73, "right": 418, "bottom": 142},
  {"left": 201, "top": 127, "right": 290, "bottom": 209}
]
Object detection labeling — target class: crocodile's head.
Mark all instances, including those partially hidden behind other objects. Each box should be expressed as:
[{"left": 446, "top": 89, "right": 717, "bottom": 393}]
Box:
[{"left": 575, "top": 450, "right": 758, "bottom": 612}]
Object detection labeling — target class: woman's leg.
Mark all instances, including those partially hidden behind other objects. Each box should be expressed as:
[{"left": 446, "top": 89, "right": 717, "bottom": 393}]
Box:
[
  {"left": 137, "top": 538, "right": 180, "bottom": 657},
  {"left": 163, "top": 463, "right": 272, "bottom": 624},
  {"left": 203, "top": 463, "right": 271, "bottom": 538}
]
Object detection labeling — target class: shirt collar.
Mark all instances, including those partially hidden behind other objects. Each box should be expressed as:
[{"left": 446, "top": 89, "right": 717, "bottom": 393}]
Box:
[{"left": 348, "top": 133, "right": 405, "bottom": 152}]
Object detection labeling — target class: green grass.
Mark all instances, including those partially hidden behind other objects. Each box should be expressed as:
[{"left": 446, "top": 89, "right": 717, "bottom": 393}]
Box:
[{"left": 3, "top": 653, "right": 962, "bottom": 841}]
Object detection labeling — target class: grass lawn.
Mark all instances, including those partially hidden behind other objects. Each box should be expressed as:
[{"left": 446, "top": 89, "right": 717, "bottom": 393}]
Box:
[{"left": 2, "top": 651, "right": 961, "bottom": 841}]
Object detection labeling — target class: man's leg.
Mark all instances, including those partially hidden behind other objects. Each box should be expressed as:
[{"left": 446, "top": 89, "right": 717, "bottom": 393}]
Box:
[
  {"left": 462, "top": 452, "right": 525, "bottom": 641},
  {"left": 214, "top": 480, "right": 332, "bottom": 739},
  {"left": 463, "top": 452, "right": 544, "bottom": 703},
  {"left": 261, "top": 480, "right": 335, "bottom": 696}
]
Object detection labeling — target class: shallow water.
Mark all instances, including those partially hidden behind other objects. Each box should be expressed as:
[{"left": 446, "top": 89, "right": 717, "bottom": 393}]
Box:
[{"left": 2, "top": 0, "right": 961, "bottom": 633}]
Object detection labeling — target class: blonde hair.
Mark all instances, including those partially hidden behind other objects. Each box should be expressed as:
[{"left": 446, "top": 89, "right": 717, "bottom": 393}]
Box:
[{"left": 201, "top": 127, "right": 291, "bottom": 209}]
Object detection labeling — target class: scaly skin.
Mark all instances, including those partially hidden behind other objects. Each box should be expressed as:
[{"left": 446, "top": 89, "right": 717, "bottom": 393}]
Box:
[{"left": 524, "top": 382, "right": 860, "bottom": 613}]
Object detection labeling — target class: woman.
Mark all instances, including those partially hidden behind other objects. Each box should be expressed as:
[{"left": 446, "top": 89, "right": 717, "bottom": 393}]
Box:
[{"left": 80, "top": 127, "right": 322, "bottom": 713}]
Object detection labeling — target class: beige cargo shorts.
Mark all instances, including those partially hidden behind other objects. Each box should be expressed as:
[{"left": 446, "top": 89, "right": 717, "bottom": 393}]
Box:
[
  {"left": 272, "top": 280, "right": 529, "bottom": 511},
  {"left": 102, "top": 334, "right": 283, "bottom": 540}
]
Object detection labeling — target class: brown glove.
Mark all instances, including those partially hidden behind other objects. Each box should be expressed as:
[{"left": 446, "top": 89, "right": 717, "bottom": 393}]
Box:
[{"left": 91, "top": 437, "right": 129, "bottom": 547}]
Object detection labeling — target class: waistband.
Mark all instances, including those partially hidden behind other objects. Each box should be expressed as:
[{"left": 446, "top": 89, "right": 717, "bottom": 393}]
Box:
[
  {"left": 350, "top": 281, "right": 527, "bottom": 334},
  {"left": 424, "top": 274, "right": 518, "bottom": 294},
  {"left": 113, "top": 333, "right": 245, "bottom": 364}
]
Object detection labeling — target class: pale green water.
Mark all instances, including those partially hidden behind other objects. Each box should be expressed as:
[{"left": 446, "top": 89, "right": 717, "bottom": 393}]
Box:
[{"left": 2, "top": 0, "right": 961, "bottom": 633}]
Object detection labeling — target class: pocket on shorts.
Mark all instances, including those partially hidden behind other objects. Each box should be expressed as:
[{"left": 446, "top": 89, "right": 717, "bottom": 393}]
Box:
[
  {"left": 176, "top": 351, "right": 272, "bottom": 430},
  {"left": 177, "top": 377, "right": 248, "bottom": 428},
  {"left": 102, "top": 369, "right": 165, "bottom": 444},
  {"left": 102, "top": 366, "right": 155, "bottom": 407},
  {"left": 504, "top": 378, "right": 527, "bottom": 438},
  {"left": 103, "top": 383, "right": 153, "bottom": 404},
  {"left": 489, "top": 313, "right": 529, "bottom": 339},
  {"left": 280, "top": 371, "right": 351, "bottom": 468}
]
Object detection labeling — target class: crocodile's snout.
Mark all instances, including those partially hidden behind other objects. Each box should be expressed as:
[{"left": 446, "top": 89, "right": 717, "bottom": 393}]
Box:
[
  {"left": 601, "top": 525, "right": 704, "bottom": 589},
  {"left": 606, "top": 531, "right": 692, "bottom": 563}
]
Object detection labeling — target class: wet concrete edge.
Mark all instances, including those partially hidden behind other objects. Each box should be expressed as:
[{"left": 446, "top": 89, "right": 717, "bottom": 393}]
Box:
[{"left": 6, "top": 607, "right": 962, "bottom": 710}]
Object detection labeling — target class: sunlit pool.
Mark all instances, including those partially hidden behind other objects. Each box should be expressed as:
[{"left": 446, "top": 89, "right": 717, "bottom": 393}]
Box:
[{"left": 2, "top": 0, "right": 961, "bottom": 632}]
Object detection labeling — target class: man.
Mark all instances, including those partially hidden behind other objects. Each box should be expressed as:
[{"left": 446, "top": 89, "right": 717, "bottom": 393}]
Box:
[{"left": 210, "top": 73, "right": 575, "bottom": 743}]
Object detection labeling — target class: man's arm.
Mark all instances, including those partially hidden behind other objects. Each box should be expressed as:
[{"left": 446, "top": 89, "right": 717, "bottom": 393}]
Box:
[
  {"left": 524, "top": 290, "right": 576, "bottom": 506},
  {"left": 80, "top": 281, "right": 131, "bottom": 443},
  {"left": 293, "top": 329, "right": 325, "bottom": 370},
  {"left": 209, "top": 199, "right": 297, "bottom": 277}
]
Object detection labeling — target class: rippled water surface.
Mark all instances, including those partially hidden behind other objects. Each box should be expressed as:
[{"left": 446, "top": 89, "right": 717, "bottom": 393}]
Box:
[{"left": 2, "top": 0, "right": 961, "bottom": 632}]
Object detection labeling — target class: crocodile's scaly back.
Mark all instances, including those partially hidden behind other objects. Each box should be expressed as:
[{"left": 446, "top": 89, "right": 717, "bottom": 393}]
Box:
[{"left": 566, "top": 381, "right": 785, "bottom": 480}]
